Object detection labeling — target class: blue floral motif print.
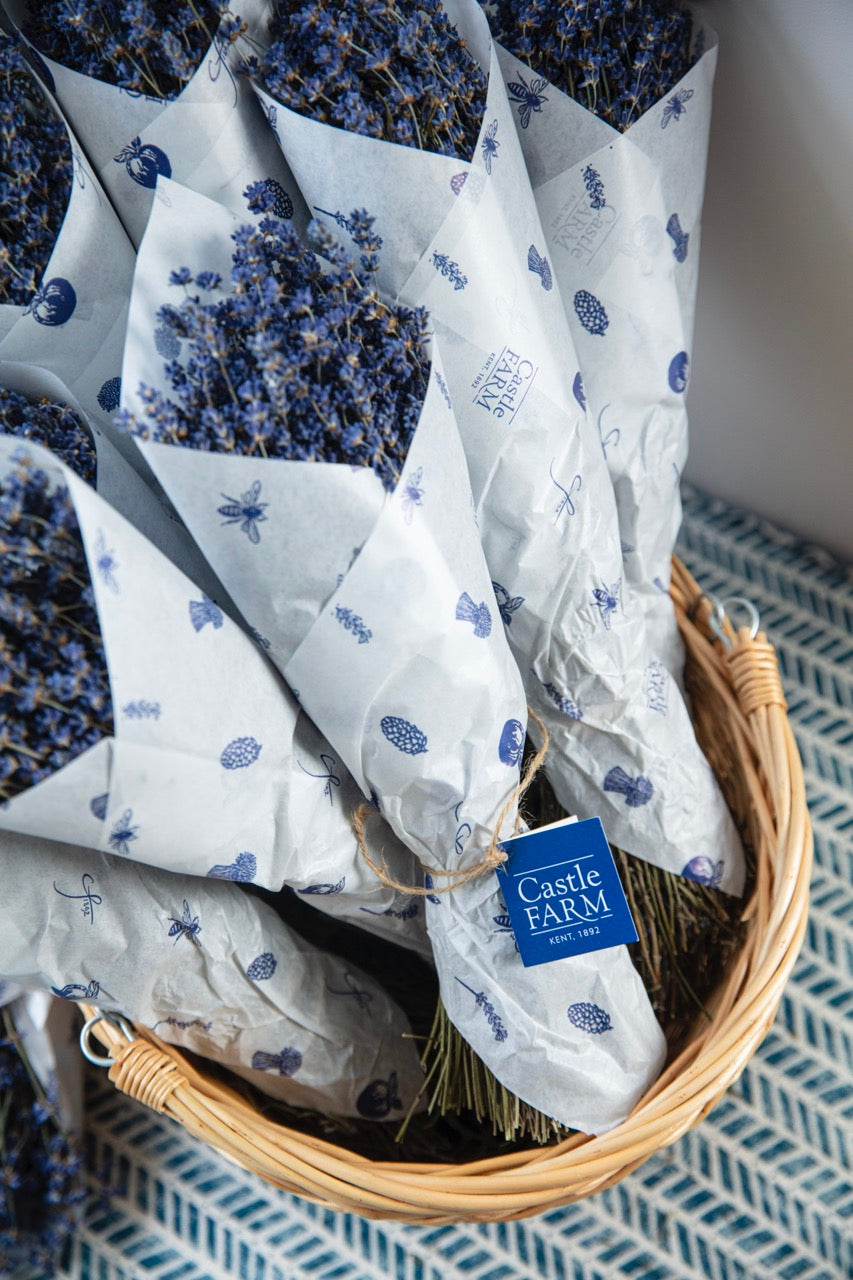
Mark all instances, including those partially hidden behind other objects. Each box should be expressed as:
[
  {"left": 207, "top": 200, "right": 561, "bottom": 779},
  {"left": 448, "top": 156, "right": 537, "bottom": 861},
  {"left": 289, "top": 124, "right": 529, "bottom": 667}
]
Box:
[
  {"left": 661, "top": 88, "right": 694, "bottom": 128},
  {"left": 25, "top": 277, "right": 77, "bottom": 326},
  {"left": 573, "top": 289, "right": 609, "bottom": 336},
  {"left": 527, "top": 244, "right": 553, "bottom": 291},
  {"left": 246, "top": 953, "right": 277, "bottom": 981},
  {"left": 603, "top": 765, "right": 654, "bottom": 807},
  {"left": 114, "top": 137, "right": 171, "bottom": 188},
  {"left": 450, "top": 172, "right": 468, "bottom": 195},
  {"left": 542, "top": 681, "right": 582, "bottom": 721},
  {"left": 592, "top": 578, "right": 621, "bottom": 629},
  {"left": 507, "top": 72, "right": 548, "bottom": 129},
  {"left": 217, "top": 480, "right": 268, "bottom": 543},
  {"left": 90, "top": 793, "right": 108, "bottom": 821},
  {"left": 251, "top": 1047, "right": 302, "bottom": 1077},
  {"left": 400, "top": 465, "right": 424, "bottom": 524},
  {"left": 668, "top": 351, "right": 689, "bottom": 393},
  {"left": 492, "top": 581, "right": 525, "bottom": 626},
  {"left": 360, "top": 900, "right": 419, "bottom": 921},
  {"left": 51, "top": 980, "right": 100, "bottom": 1000},
  {"left": 682, "top": 856, "right": 724, "bottom": 887},
  {"left": 326, "top": 971, "right": 373, "bottom": 1012},
  {"left": 481, "top": 118, "right": 499, "bottom": 173},
  {"left": 167, "top": 899, "right": 201, "bottom": 946},
  {"left": 431, "top": 251, "right": 468, "bottom": 291},
  {"left": 455, "top": 592, "right": 492, "bottom": 638},
  {"left": 549, "top": 461, "right": 582, "bottom": 522},
  {"left": 259, "top": 178, "right": 293, "bottom": 220},
  {"left": 357, "top": 1072, "right": 401, "bottom": 1118},
  {"left": 154, "top": 322, "right": 181, "bottom": 360},
  {"left": 567, "top": 1001, "right": 613, "bottom": 1034},
  {"left": 498, "top": 718, "right": 525, "bottom": 767},
  {"left": 381, "top": 716, "right": 427, "bottom": 756},
  {"left": 122, "top": 700, "right": 161, "bottom": 720},
  {"left": 582, "top": 165, "right": 606, "bottom": 210},
  {"left": 97, "top": 377, "right": 122, "bottom": 413},
  {"left": 572, "top": 371, "right": 587, "bottom": 411},
  {"left": 53, "top": 873, "right": 101, "bottom": 924},
  {"left": 220, "top": 737, "right": 262, "bottom": 769},
  {"left": 207, "top": 851, "right": 257, "bottom": 881},
  {"left": 455, "top": 977, "right": 508, "bottom": 1042},
  {"left": 297, "top": 754, "right": 341, "bottom": 805},
  {"left": 334, "top": 605, "right": 372, "bottom": 644},
  {"left": 666, "top": 212, "right": 689, "bottom": 262},
  {"left": 108, "top": 808, "right": 138, "bottom": 855},
  {"left": 298, "top": 876, "right": 346, "bottom": 895},
  {"left": 93, "top": 529, "right": 119, "bottom": 592},
  {"left": 189, "top": 594, "right": 224, "bottom": 632}
]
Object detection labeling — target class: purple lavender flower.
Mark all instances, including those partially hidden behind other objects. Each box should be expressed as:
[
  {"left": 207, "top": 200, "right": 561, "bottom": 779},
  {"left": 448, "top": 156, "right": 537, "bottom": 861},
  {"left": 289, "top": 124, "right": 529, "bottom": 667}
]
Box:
[{"left": 0, "top": 388, "right": 97, "bottom": 484}]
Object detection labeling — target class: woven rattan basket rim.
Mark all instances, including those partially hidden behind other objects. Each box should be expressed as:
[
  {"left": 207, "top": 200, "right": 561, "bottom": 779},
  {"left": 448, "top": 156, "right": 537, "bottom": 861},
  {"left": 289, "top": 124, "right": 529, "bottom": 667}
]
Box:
[{"left": 80, "top": 555, "right": 813, "bottom": 1223}]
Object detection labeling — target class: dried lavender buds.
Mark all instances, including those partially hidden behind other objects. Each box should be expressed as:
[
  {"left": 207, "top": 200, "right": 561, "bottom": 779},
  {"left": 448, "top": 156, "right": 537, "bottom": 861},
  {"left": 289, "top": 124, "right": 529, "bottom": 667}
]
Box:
[{"left": 1, "top": 388, "right": 97, "bottom": 485}]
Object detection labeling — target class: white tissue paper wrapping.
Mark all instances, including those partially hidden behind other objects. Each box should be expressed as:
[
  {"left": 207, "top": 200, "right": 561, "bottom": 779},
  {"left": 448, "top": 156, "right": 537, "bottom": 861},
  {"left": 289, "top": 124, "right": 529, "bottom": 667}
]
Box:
[
  {"left": 0, "top": 829, "right": 426, "bottom": 1119},
  {"left": 0, "top": 434, "right": 431, "bottom": 958},
  {"left": 0, "top": 987, "right": 84, "bottom": 1135},
  {"left": 6, "top": 0, "right": 308, "bottom": 249},
  {"left": 253, "top": 0, "right": 744, "bottom": 899},
  {"left": 493, "top": 24, "right": 717, "bottom": 678}
]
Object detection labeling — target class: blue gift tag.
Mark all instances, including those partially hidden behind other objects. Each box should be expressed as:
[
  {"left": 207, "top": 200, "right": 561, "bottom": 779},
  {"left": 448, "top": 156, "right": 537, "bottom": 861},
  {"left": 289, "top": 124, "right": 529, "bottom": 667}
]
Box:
[{"left": 496, "top": 817, "right": 638, "bottom": 967}]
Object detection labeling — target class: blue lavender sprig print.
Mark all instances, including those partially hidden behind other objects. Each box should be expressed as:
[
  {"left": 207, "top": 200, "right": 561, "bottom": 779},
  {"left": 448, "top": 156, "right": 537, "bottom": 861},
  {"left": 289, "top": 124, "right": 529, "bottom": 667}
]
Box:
[
  {"left": 334, "top": 605, "right": 372, "bottom": 644},
  {"left": 381, "top": 715, "right": 428, "bottom": 756},
  {"left": 207, "top": 851, "right": 257, "bottom": 881},
  {"left": 666, "top": 212, "right": 689, "bottom": 262},
  {"left": 498, "top": 719, "right": 525, "bottom": 766},
  {"left": 542, "top": 681, "right": 582, "bottom": 721},
  {"left": 217, "top": 481, "right": 268, "bottom": 544},
  {"left": 481, "top": 118, "right": 499, "bottom": 173},
  {"left": 153, "top": 1016, "right": 212, "bottom": 1032},
  {"left": 122, "top": 700, "right": 161, "bottom": 720},
  {"left": 297, "top": 754, "right": 342, "bottom": 804},
  {"left": 431, "top": 252, "right": 468, "bottom": 291},
  {"left": 603, "top": 765, "right": 654, "bottom": 807},
  {"left": 246, "top": 953, "right": 277, "bottom": 981},
  {"left": 251, "top": 1047, "right": 302, "bottom": 1077},
  {"left": 51, "top": 980, "right": 100, "bottom": 1001},
  {"left": 661, "top": 88, "right": 694, "bottom": 128},
  {"left": 167, "top": 899, "right": 201, "bottom": 946},
  {"left": 582, "top": 165, "right": 606, "bottom": 210},
  {"left": 492, "top": 581, "right": 525, "bottom": 626},
  {"left": 681, "top": 856, "right": 724, "bottom": 888},
  {"left": 573, "top": 289, "right": 609, "bottom": 336},
  {"left": 53, "top": 873, "right": 102, "bottom": 924},
  {"left": 298, "top": 876, "right": 346, "bottom": 895},
  {"left": 189, "top": 594, "right": 224, "bottom": 631},
  {"left": 220, "top": 737, "right": 262, "bottom": 769},
  {"left": 357, "top": 1072, "right": 402, "bottom": 1118},
  {"left": 549, "top": 461, "right": 582, "bottom": 522},
  {"left": 455, "top": 592, "right": 492, "bottom": 638},
  {"left": 567, "top": 1002, "right": 613, "bottom": 1034},
  {"left": 507, "top": 72, "right": 548, "bottom": 129},
  {"left": 108, "top": 808, "right": 138, "bottom": 855},
  {"left": 527, "top": 244, "right": 553, "bottom": 291},
  {"left": 313, "top": 207, "right": 381, "bottom": 248},
  {"left": 326, "top": 972, "right": 374, "bottom": 1013},
  {"left": 455, "top": 978, "right": 508, "bottom": 1042},
  {"left": 592, "top": 578, "right": 621, "bottom": 629}
]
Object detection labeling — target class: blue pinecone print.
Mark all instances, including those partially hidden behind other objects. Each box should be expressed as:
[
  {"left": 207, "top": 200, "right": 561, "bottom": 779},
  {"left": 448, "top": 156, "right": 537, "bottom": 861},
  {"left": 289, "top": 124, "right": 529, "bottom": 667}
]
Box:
[
  {"left": 114, "top": 137, "right": 171, "bottom": 188},
  {"left": 573, "top": 289, "right": 609, "bottom": 336},
  {"left": 220, "top": 737, "right": 262, "bottom": 769},
  {"left": 603, "top": 765, "right": 654, "bottom": 807},
  {"left": 246, "top": 953, "right": 277, "bottom": 981},
  {"left": 572, "top": 371, "right": 587, "bottom": 411},
  {"left": 681, "top": 856, "right": 724, "bottom": 888},
  {"left": 207, "top": 851, "right": 257, "bottom": 882},
  {"left": 356, "top": 1072, "right": 402, "bottom": 1118},
  {"left": 251, "top": 1047, "right": 302, "bottom": 1077},
  {"left": 380, "top": 716, "right": 427, "bottom": 756},
  {"left": 27, "top": 277, "right": 76, "bottom": 326},
  {"left": 567, "top": 1002, "right": 613, "bottom": 1034},
  {"left": 498, "top": 718, "right": 525, "bottom": 766},
  {"left": 90, "top": 793, "right": 108, "bottom": 821},
  {"left": 666, "top": 213, "right": 689, "bottom": 262},
  {"left": 450, "top": 171, "right": 467, "bottom": 195},
  {"left": 97, "top": 377, "right": 121, "bottom": 413},
  {"left": 154, "top": 322, "right": 181, "bottom": 360},
  {"left": 260, "top": 178, "right": 293, "bottom": 219},
  {"left": 668, "top": 351, "right": 689, "bottom": 393},
  {"left": 455, "top": 592, "right": 492, "bottom": 638}
]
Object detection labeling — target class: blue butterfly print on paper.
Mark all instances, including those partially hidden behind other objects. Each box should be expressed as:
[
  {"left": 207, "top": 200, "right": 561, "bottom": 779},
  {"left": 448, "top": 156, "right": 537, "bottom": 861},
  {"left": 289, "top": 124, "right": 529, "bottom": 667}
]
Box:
[
  {"left": 93, "top": 529, "right": 119, "bottom": 592},
  {"left": 154, "top": 322, "right": 181, "bottom": 360},
  {"left": 492, "top": 581, "right": 525, "bottom": 627},
  {"left": 53, "top": 873, "right": 102, "bottom": 924},
  {"left": 682, "top": 856, "right": 724, "bottom": 887},
  {"left": 574, "top": 289, "right": 609, "bottom": 336},
  {"left": 666, "top": 213, "right": 689, "bottom": 262},
  {"left": 260, "top": 178, "right": 293, "bottom": 219},
  {"left": 189, "top": 594, "right": 224, "bottom": 632},
  {"left": 297, "top": 753, "right": 342, "bottom": 804},
  {"left": 167, "top": 899, "right": 201, "bottom": 946},
  {"left": 567, "top": 1001, "right": 612, "bottom": 1034},
  {"left": 326, "top": 971, "right": 374, "bottom": 1013},
  {"left": 108, "top": 808, "right": 138, "bottom": 855},
  {"left": 456, "top": 592, "right": 492, "bottom": 638},
  {"left": 498, "top": 719, "right": 525, "bottom": 767},
  {"left": 334, "top": 605, "right": 372, "bottom": 644},
  {"left": 549, "top": 460, "right": 582, "bottom": 523},
  {"left": 207, "top": 851, "right": 257, "bottom": 881},
  {"left": 527, "top": 244, "right": 553, "bottom": 291},
  {"left": 218, "top": 480, "right": 268, "bottom": 543},
  {"left": 431, "top": 252, "right": 468, "bottom": 291},
  {"left": 51, "top": 980, "right": 100, "bottom": 1001},
  {"left": 246, "top": 953, "right": 277, "bottom": 981},
  {"left": 298, "top": 875, "right": 346, "bottom": 895},
  {"left": 668, "top": 351, "right": 689, "bottom": 393},
  {"left": 597, "top": 405, "right": 620, "bottom": 457},
  {"left": 661, "top": 88, "right": 694, "bottom": 128},
  {"left": 507, "top": 72, "right": 548, "bottom": 129},
  {"left": 424, "top": 873, "right": 441, "bottom": 905},
  {"left": 380, "top": 716, "right": 428, "bottom": 756},
  {"left": 481, "top": 118, "right": 499, "bottom": 173},
  {"left": 97, "top": 377, "right": 121, "bottom": 413},
  {"left": 592, "top": 578, "right": 621, "bottom": 629},
  {"left": 603, "top": 765, "right": 654, "bottom": 807},
  {"left": 357, "top": 1072, "right": 401, "bottom": 1118},
  {"left": 220, "top": 737, "right": 262, "bottom": 769},
  {"left": 455, "top": 978, "right": 508, "bottom": 1042},
  {"left": 450, "top": 171, "right": 468, "bottom": 195},
  {"left": 90, "top": 793, "right": 109, "bottom": 821},
  {"left": 542, "top": 680, "right": 582, "bottom": 721},
  {"left": 114, "top": 136, "right": 171, "bottom": 188},
  {"left": 582, "top": 165, "right": 606, "bottom": 210},
  {"left": 400, "top": 466, "right": 424, "bottom": 524},
  {"left": 572, "top": 371, "right": 587, "bottom": 411},
  {"left": 25, "top": 277, "right": 77, "bottom": 326},
  {"left": 252, "top": 1047, "right": 302, "bottom": 1077}
]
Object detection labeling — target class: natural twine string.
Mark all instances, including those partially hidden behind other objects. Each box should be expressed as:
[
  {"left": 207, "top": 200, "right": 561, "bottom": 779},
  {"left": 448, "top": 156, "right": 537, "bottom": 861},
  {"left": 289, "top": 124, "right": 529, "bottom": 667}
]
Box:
[{"left": 353, "top": 709, "right": 549, "bottom": 896}]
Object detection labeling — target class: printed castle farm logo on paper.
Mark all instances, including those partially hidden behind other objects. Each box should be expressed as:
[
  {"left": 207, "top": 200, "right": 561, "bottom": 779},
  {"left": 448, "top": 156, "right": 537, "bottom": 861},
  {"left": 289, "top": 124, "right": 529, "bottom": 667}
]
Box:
[
  {"left": 550, "top": 191, "right": 618, "bottom": 266},
  {"left": 515, "top": 856, "right": 612, "bottom": 944},
  {"left": 472, "top": 347, "right": 538, "bottom": 423}
]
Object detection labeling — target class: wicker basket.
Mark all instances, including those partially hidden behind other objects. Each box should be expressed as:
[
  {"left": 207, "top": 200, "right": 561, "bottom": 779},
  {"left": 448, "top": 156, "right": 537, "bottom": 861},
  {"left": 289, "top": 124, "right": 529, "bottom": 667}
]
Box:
[{"left": 78, "top": 557, "right": 812, "bottom": 1224}]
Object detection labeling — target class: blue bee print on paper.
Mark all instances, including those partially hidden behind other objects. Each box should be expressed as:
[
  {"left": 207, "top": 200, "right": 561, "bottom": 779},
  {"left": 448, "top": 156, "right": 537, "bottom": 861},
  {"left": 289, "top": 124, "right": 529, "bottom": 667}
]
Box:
[
  {"left": 326, "top": 971, "right": 374, "bottom": 1013},
  {"left": 167, "top": 900, "right": 201, "bottom": 947},
  {"left": 122, "top": 700, "right": 161, "bottom": 720},
  {"left": 567, "top": 1002, "right": 613, "bottom": 1034},
  {"left": 108, "top": 809, "right": 138, "bottom": 855},
  {"left": 400, "top": 465, "right": 425, "bottom": 524},
  {"left": 481, "top": 118, "right": 499, "bottom": 174},
  {"left": 455, "top": 978, "right": 508, "bottom": 1042},
  {"left": 549, "top": 461, "right": 582, "bottom": 523},
  {"left": 450, "top": 171, "right": 468, "bottom": 195},
  {"left": 582, "top": 165, "right": 606, "bottom": 210},
  {"left": 153, "top": 1016, "right": 212, "bottom": 1032},
  {"left": 431, "top": 252, "right": 468, "bottom": 291},
  {"left": 207, "top": 851, "right": 257, "bottom": 881},
  {"left": 114, "top": 137, "right": 172, "bottom": 188},
  {"left": 251, "top": 1047, "right": 302, "bottom": 1077},
  {"left": 97, "top": 377, "right": 121, "bottom": 413},
  {"left": 357, "top": 1072, "right": 402, "bottom": 1118},
  {"left": 527, "top": 244, "right": 553, "bottom": 291},
  {"left": 492, "top": 581, "right": 525, "bottom": 627},
  {"left": 154, "top": 323, "right": 181, "bottom": 361},
  {"left": 682, "top": 856, "right": 724, "bottom": 888},
  {"left": 668, "top": 351, "right": 689, "bottom": 394},
  {"left": 603, "top": 766, "right": 654, "bottom": 807},
  {"left": 597, "top": 405, "right": 620, "bottom": 457},
  {"left": 334, "top": 605, "right": 372, "bottom": 645},
  {"left": 360, "top": 900, "right": 419, "bottom": 921},
  {"left": 507, "top": 72, "right": 548, "bottom": 129},
  {"left": 592, "top": 578, "right": 621, "bottom": 629},
  {"left": 90, "top": 793, "right": 109, "bottom": 821},
  {"left": 542, "top": 681, "right": 582, "bottom": 721},
  {"left": 298, "top": 875, "right": 346, "bottom": 895},
  {"left": 260, "top": 178, "right": 293, "bottom": 220},
  {"left": 246, "top": 953, "right": 277, "bottom": 981},
  {"left": 26, "top": 277, "right": 77, "bottom": 327},
  {"left": 424, "top": 873, "right": 440, "bottom": 905},
  {"left": 666, "top": 213, "right": 689, "bottom": 262},
  {"left": 53, "top": 873, "right": 102, "bottom": 924},
  {"left": 297, "top": 753, "right": 342, "bottom": 805},
  {"left": 456, "top": 593, "right": 492, "bottom": 638},
  {"left": 573, "top": 289, "right": 609, "bottom": 336},
  {"left": 51, "top": 980, "right": 100, "bottom": 1001},
  {"left": 93, "top": 529, "right": 119, "bottom": 593},
  {"left": 572, "top": 371, "right": 587, "bottom": 411},
  {"left": 498, "top": 719, "right": 525, "bottom": 767},
  {"left": 661, "top": 88, "right": 694, "bottom": 128},
  {"left": 381, "top": 715, "right": 428, "bottom": 756},
  {"left": 218, "top": 480, "right": 268, "bottom": 544},
  {"left": 221, "top": 737, "right": 262, "bottom": 769},
  {"left": 189, "top": 594, "right": 224, "bottom": 632}
]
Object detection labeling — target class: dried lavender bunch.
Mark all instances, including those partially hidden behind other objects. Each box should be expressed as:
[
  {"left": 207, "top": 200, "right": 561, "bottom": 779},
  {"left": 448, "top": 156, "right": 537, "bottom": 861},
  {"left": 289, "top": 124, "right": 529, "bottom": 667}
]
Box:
[
  {"left": 121, "top": 185, "right": 430, "bottom": 491},
  {"left": 0, "top": 452, "right": 112, "bottom": 804},
  {"left": 0, "top": 28, "right": 73, "bottom": 306},
  {"left": 1, "top": 387, "right": 97, "bottom": 485},
  {"left": 254, "top": 0, "right": 488, "bottom": 160},
  {"left": 25, "top": 0, "right": 244, "bottom": 100},
  {"left": 483, "top": 0, "right": 694, "bottom": 132}
]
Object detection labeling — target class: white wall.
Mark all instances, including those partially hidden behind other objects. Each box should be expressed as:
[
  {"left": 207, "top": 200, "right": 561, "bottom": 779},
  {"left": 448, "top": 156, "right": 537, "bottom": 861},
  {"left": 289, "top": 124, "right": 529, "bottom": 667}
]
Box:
[{"left": 685, "top": 0, "right": 853, "bottom": 561}]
